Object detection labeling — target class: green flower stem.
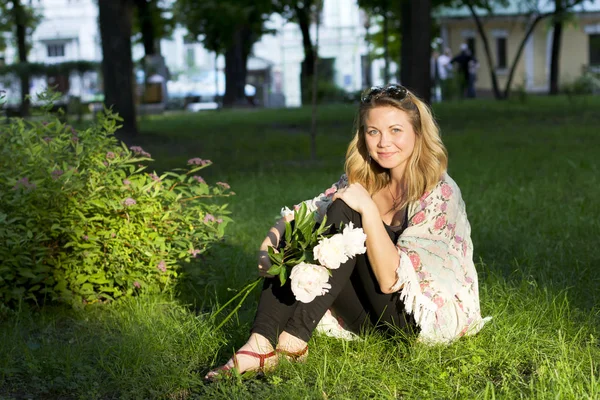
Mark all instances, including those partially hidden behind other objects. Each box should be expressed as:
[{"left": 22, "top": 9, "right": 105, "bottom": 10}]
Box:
[{"left": 212, "top": 277, "right": 262, "bottom": 330}]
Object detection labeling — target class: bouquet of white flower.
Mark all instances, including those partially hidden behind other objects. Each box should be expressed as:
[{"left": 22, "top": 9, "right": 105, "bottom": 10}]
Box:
[
  {"left": 267, "top": 203, "right": 367, "bottom": 303},
  {"left": 212, "top": 203, "right": 367, "bottom": 329}
]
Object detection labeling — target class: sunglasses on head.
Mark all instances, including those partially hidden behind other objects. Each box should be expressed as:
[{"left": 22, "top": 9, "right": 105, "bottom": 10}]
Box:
[{"left": 361, "top": 84, "right": 408, "bottom": 103}]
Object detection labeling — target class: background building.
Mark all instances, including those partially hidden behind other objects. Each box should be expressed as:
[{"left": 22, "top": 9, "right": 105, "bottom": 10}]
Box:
[{"left": 438, "top": 1, "right": 600, "bottom": 94}]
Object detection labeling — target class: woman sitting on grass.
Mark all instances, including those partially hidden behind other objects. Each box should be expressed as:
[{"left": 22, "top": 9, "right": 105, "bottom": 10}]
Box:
[{"left": 206, "top": 84, "right": 488, "bottom": 380}]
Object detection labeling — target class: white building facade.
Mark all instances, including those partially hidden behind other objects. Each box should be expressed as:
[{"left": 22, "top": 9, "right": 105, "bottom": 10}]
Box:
[{"left": 1, "top": 0, "right": 383, "bottom": 108}]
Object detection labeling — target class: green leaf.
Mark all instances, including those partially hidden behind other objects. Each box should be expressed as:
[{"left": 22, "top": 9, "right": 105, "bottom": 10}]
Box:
[{"left": 267, "top": 265, "right": 282, "bottom": 276}]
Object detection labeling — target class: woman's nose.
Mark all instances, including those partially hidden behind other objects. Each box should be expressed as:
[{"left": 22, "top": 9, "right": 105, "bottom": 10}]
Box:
[{"left": 378, "top": 132, "right": 391, "bottom": 146}]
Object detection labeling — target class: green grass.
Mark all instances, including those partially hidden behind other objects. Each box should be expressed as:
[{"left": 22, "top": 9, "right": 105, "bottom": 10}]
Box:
[{"left": 1, "top": 96, "right": 600, "bottom": 399}]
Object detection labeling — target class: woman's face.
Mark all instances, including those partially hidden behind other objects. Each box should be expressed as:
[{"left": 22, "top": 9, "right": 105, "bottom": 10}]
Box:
[{"left": 364, "top": 106, "right": 416, "bottom": 177}]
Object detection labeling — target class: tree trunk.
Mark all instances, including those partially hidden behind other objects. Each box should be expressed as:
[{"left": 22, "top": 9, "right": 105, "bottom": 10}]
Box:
[
  {"left": 400, "top": 0, "right": 431, "bottom": 102},
  {"left": 12, "top": 0, "right": 30, "bottom": 117},
  {"left": 136, "top": 0, "right": 156, "bottom": 56},
  {"left": 310, "top": 1, "right": 321, "bottom": 161},
  {"left": 223, "top": 26, "right": 250, "bottom": 107},
  {"left": 295, "top": 3, "right": 315, "bottom": 104},
  {"left": 383, "top": 11, "right": 390, "bottom": 84},
  {"left": 399, "top": 0, "right": 412, "bottom": 88},
  {"left": 503, "top": 15, "right": 545, "bottom": 98},
  {"left": 549, "top": 0, "right": 564, "bottom": 95},
  {"left": 465, "top": 1, "right": 502, "bottom": 99},
  {"left": 98, "top": 0, "right": 138, "bottom": 141}
]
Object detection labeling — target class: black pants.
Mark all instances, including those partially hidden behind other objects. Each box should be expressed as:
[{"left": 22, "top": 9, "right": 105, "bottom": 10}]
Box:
[{"left": 251, "top": 200, "right": 417, "bottom": 345}]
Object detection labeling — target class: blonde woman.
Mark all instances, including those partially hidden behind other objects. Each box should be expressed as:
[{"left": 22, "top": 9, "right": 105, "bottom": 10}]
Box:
[{"left": 206, "top": 84, "right": 488, "bottom": 380}]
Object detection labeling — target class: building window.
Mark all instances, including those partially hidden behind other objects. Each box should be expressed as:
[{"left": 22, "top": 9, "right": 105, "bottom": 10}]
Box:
[
  {"left": 47, "top": 43, "right": 65, "bottom": 58},
  {"left": 496, "top": 37, "right": 507, "bottom": 69},
  {"left": 590, "top": 34, "right": 600, "bottom": 66}
]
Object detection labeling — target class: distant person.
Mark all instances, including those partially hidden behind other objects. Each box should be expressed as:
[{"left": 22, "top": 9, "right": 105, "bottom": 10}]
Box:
[
  {"left": 431, "top": 49, "right": 442, "bottom": 103},
  {"left": 205, "top": 84, "right": 488, "bottom": 381},
  {"left": 451, "top": 43, "right": 478, "bottom": 98},
  {"left": 437, "top": 48, "right": 453, "bottom": 101},
  {"left": 245, "top": 84, "right": 257, "bottom": 107}
]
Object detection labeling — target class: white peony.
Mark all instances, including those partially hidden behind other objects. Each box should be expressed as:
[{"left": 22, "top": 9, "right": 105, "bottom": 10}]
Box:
[
  {"left": 341, "top": 222, "right": 367, "bottom": 256},
  {"left": 290, "top": 262, "right": 332, "bottom": 303},
  {"left": 313, "top": 234, "right": 348, "bottom": 269}
]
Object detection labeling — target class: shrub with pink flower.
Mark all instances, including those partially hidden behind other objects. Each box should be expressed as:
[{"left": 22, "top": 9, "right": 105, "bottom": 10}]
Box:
[{"left": 0, "top": 104, "right": 233, "bottom": 308}]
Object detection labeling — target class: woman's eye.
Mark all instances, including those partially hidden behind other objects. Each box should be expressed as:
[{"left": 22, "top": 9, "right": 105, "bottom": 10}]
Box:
[
  {"left": 367, "top": 130, "right": 378, "bottom": 136},
  {"left": 392, "top": 128, "right": 401, "bottom": 134}
]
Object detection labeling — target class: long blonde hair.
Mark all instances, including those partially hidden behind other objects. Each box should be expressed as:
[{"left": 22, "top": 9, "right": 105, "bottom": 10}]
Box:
[{"left": 344, "top": 86, "right": 448, "bottom": 210}]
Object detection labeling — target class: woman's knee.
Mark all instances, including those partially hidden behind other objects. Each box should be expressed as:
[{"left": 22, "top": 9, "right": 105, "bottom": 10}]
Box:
[{"left": 326, "top": 199, "right": 360, "bottom": 227}]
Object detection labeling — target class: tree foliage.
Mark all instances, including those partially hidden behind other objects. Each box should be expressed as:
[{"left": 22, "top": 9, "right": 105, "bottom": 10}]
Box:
[
  {"left": 132, "top": 0, "right": 175, "bottom": 56},
  {"left": 174, "top": 0, "right": 274, "bottom": 106},
  {"left": 174, "top": 0, "right": 273, "bottom": 55},
  {"left": 0, "top": 0, "right": 41, "bottom": 53}
]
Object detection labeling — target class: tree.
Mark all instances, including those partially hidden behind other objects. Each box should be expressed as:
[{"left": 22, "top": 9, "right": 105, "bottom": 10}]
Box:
[
  {"left": 396, "top": 0, "right": 433, "bottom": 102},
  {"left": 274, "top": 0, "right": 320, "bottom": 104},
  {"left": 98, "top": 0, "right": 138, "bottom": 140},
  {"left": 175, "top": 0, "right": 273, "bottom": 107},
  {"left": 132, "top": 0, "right": 175, "bottom": 57},
  {"left": 358, "top": 0, "right": 394, "bottom": 84},
  {"left": 0, "top": 0, "right": 41, "bottom": 116}
]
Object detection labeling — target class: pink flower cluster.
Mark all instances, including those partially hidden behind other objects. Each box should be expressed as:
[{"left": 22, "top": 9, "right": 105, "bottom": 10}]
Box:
[
  {"left": 188, "top": 249, "right": 201, "bottom": 257},
  {"left": 216, "top": 182, "right": 230, "bottom": 190},
  {"left": 149, "top": 173, "right": 161, "bottom": 182},
  {"left": 106, "top": 151, "right": 115, "bottom": 159},
  {"left": 122, "top": 197, "right": 137, "bottom": 206},
  {"left": 130, "top": 146, "right": 151, "bottom": 158},
  {"left": 13, "top": 177, "right": 36, "bottom": 190},
  {"left": 203, "top": 214, "right": 223, "bottom": 224},
  {"left": 157, "top": 260, "right": 167, "bottom": 273},
  {"left": 192, "top": 175, "right": 205, "bottom": 184},
  {"left": 187, "top": 158, "right": 211, "bottom": 166},
  {"left": 51, "top": 169, "right": 64, "bottom": 180}
]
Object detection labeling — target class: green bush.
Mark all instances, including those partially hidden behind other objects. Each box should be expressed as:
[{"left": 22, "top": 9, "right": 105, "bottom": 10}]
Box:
[{"left": 0, "top": 108, "right": 233, "bottom": 307}]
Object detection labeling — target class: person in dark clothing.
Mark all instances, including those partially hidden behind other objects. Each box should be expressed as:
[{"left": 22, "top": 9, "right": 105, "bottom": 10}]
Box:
[{"left": 451, "top": 43, "right": 478, "bottom": 98}]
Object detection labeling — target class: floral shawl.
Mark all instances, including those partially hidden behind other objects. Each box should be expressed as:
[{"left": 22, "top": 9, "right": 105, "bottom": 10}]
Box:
[{"left": 281, "top": 173, "right": 490, "bottom": 344}]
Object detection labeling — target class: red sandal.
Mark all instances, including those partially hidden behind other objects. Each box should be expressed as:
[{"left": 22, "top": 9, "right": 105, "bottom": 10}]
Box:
[
  {"left": 205, "top": 349, "right": 277, "bottom": 381},
  {"left": 276, "top": 345, "right": 309, "bottom": 362}
]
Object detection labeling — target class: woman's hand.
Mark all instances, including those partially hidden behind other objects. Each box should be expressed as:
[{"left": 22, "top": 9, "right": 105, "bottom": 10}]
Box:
[
  {"left": 258, "top": 249, "right": 275, "bottom": 278},
  {"left": 332, "top": 183, "right": 376, "bottom": 215}
]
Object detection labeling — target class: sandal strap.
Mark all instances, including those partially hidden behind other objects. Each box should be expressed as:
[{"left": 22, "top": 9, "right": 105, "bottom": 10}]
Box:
[
  {"left": 276, "top": 345, "right": 308, "bottom": 359},
  {"left": 235, "top": 349, "right": 277, "bottom": 368}
]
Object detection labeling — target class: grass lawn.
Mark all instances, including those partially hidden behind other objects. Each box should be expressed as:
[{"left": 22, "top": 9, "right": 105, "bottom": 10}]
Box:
[{"left": 1, "top": 96, "right": 599, "bottom": 399}]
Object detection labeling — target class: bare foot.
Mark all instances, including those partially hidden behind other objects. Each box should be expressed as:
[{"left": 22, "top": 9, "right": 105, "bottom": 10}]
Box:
[
  {"left": 276, "top": 331, "right": 309, "bottom": 362},
  {"left": 205, "top": 333, "right": 277, "bottom": 380}
]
